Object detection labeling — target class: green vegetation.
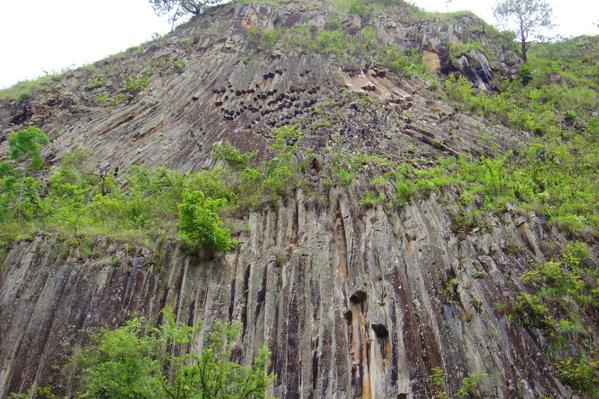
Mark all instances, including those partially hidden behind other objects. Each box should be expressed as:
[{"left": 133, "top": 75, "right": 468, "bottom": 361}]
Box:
[
  {"left": 178, "top": 191, "right": 236, "bottom": 251},
  {"left": 555, "top": 357, "right": 599, "bottom": 397},
  {"left": 494, "top": 0, "right": 553, "bottom": 62},
  {"left": 371, "top": 38, "right": 599, "bottom": 235},
  {"left": 170, "top": 59, "right": 187, "bottom": 72},
  {"left": 0, "top": 127, "right": 49, "bottom": 224},
  {"left": 0, "top": 73, "right": 61, "bottom": 102},
  {"left": 0, "top": 126, "right": 307, "bottom": 251},
  {"left": 431, "top": 367, "right": 487, "bottom": 399},
  {"left": 124, "top": 68, "right": 155, "bottom": 95},
  {"left": 247, "top": 23, "right": 429, "bottom": 77},
  {"left": 9, "top": 307, "right": 272, "bottom": 399},
  {"left": 511, "top": 242, "right": 598, "bottom": 396},
  {"left": 361, "top": 190, "right": 384, "bottom": 207},
  {"left": 87, "top": 75, "right": 106, "bottom": 89},
  {"left": 212, "top": 141, "right": 256, "bottom": 169},
  {"left": 7, "top": 126, "right": 50, "bottom": 170},
  {"left": 448, "top": 41, "right": 488, "bottom": 59}
]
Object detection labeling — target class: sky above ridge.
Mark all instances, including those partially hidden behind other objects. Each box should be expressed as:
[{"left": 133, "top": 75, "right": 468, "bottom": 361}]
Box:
[{"left": 0, "top": 0, "right": 598, "bottom": 89}]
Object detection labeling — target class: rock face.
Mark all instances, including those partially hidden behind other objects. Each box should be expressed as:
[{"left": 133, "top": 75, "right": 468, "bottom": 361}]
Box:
[
  {"left": 0, "top": 192, "right": 571, "bottom": 398},
  {"left": 0, "top": 2, "right": 585, "bottom": 399},
  {"left": 0, "top": 2, "right": 520, "bottom": 171}
]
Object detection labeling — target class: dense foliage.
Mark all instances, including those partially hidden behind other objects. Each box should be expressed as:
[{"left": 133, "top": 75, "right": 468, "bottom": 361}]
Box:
[
  {"left": 0, "top": 127, "right": 305, "bottom": 251},
  {"left": 9, "top": 308, "right": 272, "bottom": 399},
  {"left": 178, "top": 191, "right": 236, "bottom": 251}
]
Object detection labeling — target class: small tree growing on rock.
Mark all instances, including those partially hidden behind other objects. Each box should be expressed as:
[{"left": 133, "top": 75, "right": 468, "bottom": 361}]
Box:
[
  {"left": 149, "top": 0, "right": 221, "bottom": 24},
  {"left": 494, "top": 0, "right": 553, "bottom": 62}
]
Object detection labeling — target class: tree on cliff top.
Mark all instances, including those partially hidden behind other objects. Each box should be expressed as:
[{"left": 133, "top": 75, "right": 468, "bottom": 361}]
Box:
[
  {"left": 494, "top": 0, "right": 553, "bottom": 62},
  {"left": 149, "top": 0, "right": 221, "bottom": 24}
]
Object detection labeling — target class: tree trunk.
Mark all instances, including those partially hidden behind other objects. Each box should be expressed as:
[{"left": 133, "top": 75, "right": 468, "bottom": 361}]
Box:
[{"left": 521, "top": 37, "right": 527, "bottom": 63}]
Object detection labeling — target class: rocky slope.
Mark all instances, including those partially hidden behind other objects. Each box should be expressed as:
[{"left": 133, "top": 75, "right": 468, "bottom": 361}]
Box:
[
  {"left": 0, "top": 1, "right": 594, "bottom": 398},
  {"left": 1, "top": 192, "right": 574, "bottom": 398}
]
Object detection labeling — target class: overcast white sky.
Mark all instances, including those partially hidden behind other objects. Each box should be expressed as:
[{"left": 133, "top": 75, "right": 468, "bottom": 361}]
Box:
[{"left": 1, "top": 0, "right": 598, "bottom": 89}]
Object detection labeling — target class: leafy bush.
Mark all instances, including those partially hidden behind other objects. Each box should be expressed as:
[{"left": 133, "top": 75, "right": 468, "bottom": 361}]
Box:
[
  {"left": 449, "top": 41, "right": 487, "bottom": 59},
  {"left": 124, "top": 68, "right": 154, "bottom": 95},
  {"left": 0, "top": 127, "right": 49, "bottom": 226},
  {"left": 170, "top": 59, "right": 187, "bottom": 72},
  {"left": 8, "top": 126, "right": 50, "bottom": 170},
  {"left": 247, "top": 26, "right": 282, "bottom": 51},
  {"left": 212, "top": 141, "right": 256, "bottom": 169},
  {"left": 178, "top": 191, "right": 236, "bottom": 252},
  {"left": 60, "top": 308, "right": 272, "bottom": 399},
  {"left": 555, "top": 357, "right": 599, "bottom": 396},
  {"left": 87, "top": 75, "right": 106, "bottom": 89},
  {"left": 430, "top": 367, "right": 487, "bottom": 399},
  {"left": 362, "top": 190, "right": 384, "bottom": 206}
]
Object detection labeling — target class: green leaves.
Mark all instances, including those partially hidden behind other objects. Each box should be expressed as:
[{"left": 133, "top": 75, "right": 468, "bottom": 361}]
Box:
[
  {"left": 0, "top": 126, "right": 49, "bottom": 227},
  {"left": 178, "top": 191, "right": 236, "bottom": 252},
  {"left": 71, "top": 307, "right": 272, "bottom": 399},
  {"left": 212, "top": 141, "right": 256, "bottom": 170},
  {"left": 0, "top": 125, "right": 311, "bottom": 249},
  {"left": 8, "top": 126, "right": 49, "bottom": 171}
]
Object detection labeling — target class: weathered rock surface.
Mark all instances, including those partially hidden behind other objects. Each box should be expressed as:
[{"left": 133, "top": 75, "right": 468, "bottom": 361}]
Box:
[
  {"left": 0, "top": 2, "right": 521, "bottom": 172},
  {"left": 0, "top": 2, "right": 590, "bottom": 399},
  {"left": 0, "top": 190, "right": 577, "bottom": 398}
]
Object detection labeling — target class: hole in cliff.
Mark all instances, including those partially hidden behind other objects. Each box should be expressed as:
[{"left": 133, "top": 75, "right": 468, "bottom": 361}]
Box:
[
  {"left": 350, "top": 290, "right": 367, "bottom": 304},
  {"left": 371, "top": 324, "right": 389, "bottom": 339},
  {"left": 398, "top": 394, "right": 408, "bottom": 399},
  {"left": 344, "top": 310, "right": 352, "bottom": 325}
]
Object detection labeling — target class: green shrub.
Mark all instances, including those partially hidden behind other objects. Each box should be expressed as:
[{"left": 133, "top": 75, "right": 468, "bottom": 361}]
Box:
[
  {"left": 247, "top": 26, "right": 282, "bottom": 51},
  {"left": 65, "top": 308, "right": 272, "bottom": 399},
  {"left": 430, "top": 367, "right": 487, "bottom": 399},
  {"left": 8, "top": 126, "right": 50, "bottom": 171},
  {"left": 362, "top": 190, "right": 384, "bottom": 206},
  {"left": 124, "top": 68, "right": 154, "bottom": 95},
  {"left": 513, "top": 292, "right": 552, "bottom": 329},
  {"left": 565, "top": 111, "right": 577, "bottom": 122},
  {"left": 95, "top": 95, "right": 110, "bottom": 104},
  {"left": 522, "top": 260, "right": 585, "bottom": 300},
  {"left": 271, "top": 125, "right": 304, "bottom": 151},
  {"left": 348, "top": 0, "right": 371, "bottom": 16},
  {"left": 263, "top": 153, "right": 301, "bottom": 196},
  {"left": 212, "top": 141, "right": 255, "bottom": 169},
  {"left": 443, "top": 278, "right": 459, "bottom": 302},
  {"left": 449, "top": 41, "right": 486, "bottom": 59},
  {"left": 178, "top": 191, "right": 236, "bottom": 252},
  {"left": 7, "top": 386, "right": 56, "bottom": 399},
  {"left": 170, "top": 59, "right": 187, "bottom": 72},
  {"left": 555, "top": 357, "right": 599, "bottom": 396},
  {"left": 16, "top": 93, "right": 30, "bottom": 103},
  {"left": 87, "top": 75, "right": 106, "bottom": 89}
]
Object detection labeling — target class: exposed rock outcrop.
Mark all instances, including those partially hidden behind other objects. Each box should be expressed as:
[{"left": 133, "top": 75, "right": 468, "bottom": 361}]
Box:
[
  {"left": 0, "top": 2, "right": 590, "bottom": 399},
  {"left": 0, "top": 192, "right": 573, "bottom": 398}
]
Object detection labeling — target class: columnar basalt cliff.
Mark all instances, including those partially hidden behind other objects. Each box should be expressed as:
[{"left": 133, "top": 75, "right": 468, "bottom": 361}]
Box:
[
  {"left": 0, "top": 192, "right": 575, "bottom": 398},
  {"left": 0, "top": 2, "right": 596, "bottom": 399}
]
